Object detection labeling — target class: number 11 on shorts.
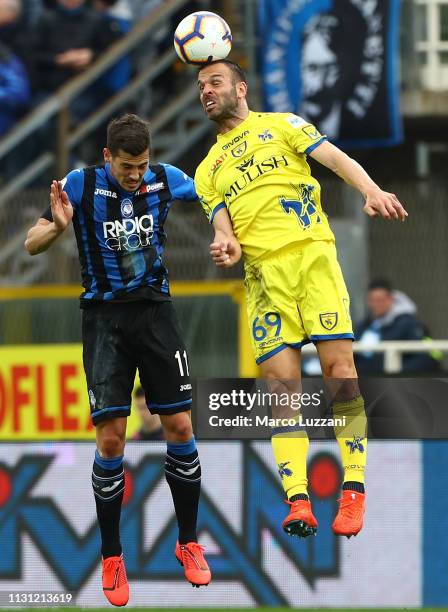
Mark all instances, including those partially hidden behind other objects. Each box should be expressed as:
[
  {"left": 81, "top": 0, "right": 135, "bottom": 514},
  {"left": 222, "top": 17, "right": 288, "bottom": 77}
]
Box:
[{"left": 175, "top": 350, "right": 190, "bottom": 376}]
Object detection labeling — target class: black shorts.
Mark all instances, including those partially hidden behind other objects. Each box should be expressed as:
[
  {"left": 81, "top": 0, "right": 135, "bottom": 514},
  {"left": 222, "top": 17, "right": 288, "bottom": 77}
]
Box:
[{"left": 82, "top": 301, "right": 192, "bottom": 425}]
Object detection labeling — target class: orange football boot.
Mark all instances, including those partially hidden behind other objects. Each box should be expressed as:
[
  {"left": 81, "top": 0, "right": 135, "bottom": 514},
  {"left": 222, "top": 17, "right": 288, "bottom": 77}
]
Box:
[
  {"left": 282, "top": 498, "right": 318, "bottom": 537},
  {"left": 102, "top": 555, "right": 129, "bottom": 606},
  {"left": 332, "top": 490, "right": 366, "bottom": 537},
  {"left": 175, "top": 541, "right": 211, "bottom": 587}
]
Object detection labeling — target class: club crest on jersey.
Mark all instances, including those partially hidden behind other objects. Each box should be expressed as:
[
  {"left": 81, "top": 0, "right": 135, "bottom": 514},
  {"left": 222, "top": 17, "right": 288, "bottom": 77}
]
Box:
[
  {"left": 258, "top": 129, "right": 273, "bottom": 141},
  {"left": 319, "top": 312, "right": 338, "bottom": 330},
  {"left": 237, "top": 154, "right": 255, "bottom": 172},
  {"left": 121, "top": 198, "right": 134, "bottom": 218},
  {"left": 302, "top": 125, "right": 321, "bottom": 141},
  {"left": 231, "top": 141, "right": 248, "bottom": 158}
]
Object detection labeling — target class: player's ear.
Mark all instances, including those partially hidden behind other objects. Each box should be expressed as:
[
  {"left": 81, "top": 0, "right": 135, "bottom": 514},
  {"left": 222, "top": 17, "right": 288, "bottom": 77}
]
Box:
[
  {"left": 237, "top": 81, "right": 248, "bottom": 100},
  {"left": 103, "top": 147, "right": 111, "bottom": 163}
]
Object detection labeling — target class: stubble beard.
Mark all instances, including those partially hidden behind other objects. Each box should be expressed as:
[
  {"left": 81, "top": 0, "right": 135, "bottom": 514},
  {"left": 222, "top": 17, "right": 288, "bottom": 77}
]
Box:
[{"left": 208, "top": 89, "right": 239, "bottom": 124}]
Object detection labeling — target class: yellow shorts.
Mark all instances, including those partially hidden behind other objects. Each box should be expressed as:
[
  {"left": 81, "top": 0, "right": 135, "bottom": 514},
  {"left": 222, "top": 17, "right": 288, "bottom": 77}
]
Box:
[{"left": 244, "top": 240, "right": 354, "bottom": 364}]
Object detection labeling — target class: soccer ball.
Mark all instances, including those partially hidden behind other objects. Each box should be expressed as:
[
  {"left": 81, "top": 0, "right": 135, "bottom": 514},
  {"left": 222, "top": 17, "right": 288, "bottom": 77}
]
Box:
[{"left": 174, "top": 11, "right": 232, "bottom": 65}]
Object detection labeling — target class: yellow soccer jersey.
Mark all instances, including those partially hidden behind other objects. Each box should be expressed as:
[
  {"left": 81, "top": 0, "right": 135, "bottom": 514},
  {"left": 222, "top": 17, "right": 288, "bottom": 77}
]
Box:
[{"left": 195, "top": 111, "right": 335, "bottom": 263}]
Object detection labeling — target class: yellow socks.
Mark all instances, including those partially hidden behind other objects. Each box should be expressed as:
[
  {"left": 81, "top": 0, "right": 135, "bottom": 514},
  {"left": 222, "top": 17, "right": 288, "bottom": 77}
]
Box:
[
  {"left": 332, "top": 395, "right": 367, "bottom": 484},
  {"left": 271, "top": 429, "right": 310, "bottom": 498}
]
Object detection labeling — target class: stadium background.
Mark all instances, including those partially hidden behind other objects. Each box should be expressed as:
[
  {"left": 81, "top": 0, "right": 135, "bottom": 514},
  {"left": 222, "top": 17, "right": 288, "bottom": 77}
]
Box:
[{"left": 1, "top": 0, "right": 448, "bottom": 609}]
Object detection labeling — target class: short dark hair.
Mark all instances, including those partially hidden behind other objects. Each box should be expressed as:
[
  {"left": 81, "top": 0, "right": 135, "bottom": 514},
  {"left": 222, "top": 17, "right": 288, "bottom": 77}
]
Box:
[
  {"left": 106, "top": 114, "right": 151, "bottom": 157},
  {"left": 368, "top": 279, "right": 393, "bottom": 293},
  {"left": 198, "top": 59, "right": 247, "bottom": 85}
]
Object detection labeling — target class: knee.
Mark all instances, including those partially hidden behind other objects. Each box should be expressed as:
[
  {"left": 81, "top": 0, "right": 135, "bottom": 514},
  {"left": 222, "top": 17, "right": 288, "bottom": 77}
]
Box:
[
  {"left": 263, "top": 363, "right": 300, "bottom": 383},
  {"left": 97, "top": 423, "right": 126, "bottom": 458},
  {"left": 98, "top": 433, "right": 125, "bottom": 457},
  {"left": 321, "top": 357, "right": 357, "bottom": 379},
  {"left": 162, "top": 413, "right": 193, "bottom": 442}
]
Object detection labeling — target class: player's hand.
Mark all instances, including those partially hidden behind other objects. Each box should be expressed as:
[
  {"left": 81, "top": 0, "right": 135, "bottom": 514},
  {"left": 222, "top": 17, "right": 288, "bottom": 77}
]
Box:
[
  {"left": 50, "top": 180, "right": 73, "bottom": 231},
  {"left": 210, "top": 237, "right": 242, "bottom": 267},
  {"left": 363, "top": 187, "right": 408, "bottom": 221}
]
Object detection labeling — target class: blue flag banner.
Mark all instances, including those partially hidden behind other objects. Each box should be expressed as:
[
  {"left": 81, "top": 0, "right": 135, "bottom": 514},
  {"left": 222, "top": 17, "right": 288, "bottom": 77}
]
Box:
[{"left": 259, "top": 0, "right": 403, "bottom": 148}]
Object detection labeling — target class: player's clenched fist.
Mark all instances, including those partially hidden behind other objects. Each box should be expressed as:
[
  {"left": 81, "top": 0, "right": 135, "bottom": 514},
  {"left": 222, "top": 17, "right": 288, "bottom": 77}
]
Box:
[{"left": 210, "top": 238, "right": 242, "bottom": 267}]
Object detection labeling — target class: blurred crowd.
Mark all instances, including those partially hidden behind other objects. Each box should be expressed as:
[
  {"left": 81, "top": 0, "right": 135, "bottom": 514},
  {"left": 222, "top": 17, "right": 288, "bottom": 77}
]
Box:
[{"left": 0, "top": 0, "right": 201, "bottom": 139}]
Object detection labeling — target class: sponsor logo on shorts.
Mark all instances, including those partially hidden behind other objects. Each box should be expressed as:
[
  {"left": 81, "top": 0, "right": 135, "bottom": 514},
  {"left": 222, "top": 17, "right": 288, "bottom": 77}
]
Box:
[
  {"left": 88, "top": 389, "right": 96, "bottom": 408},
  {"left": 319, "top": 312, "right": 338, "bottom": 330},
  {"left": 259, "top": 336, "right": 284, "bottom": 349}
]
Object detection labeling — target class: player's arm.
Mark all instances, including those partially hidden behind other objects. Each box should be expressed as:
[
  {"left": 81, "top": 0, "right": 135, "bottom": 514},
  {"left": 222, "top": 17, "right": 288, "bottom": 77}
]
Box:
[
  {"left": 25, "top": 180, "right": 74, "bottom": 255},
  {"left": 194, "top": 160, "right": 241, "bottom": 268},
  {"left": 309, "top": 140, "right": 408, "bottom": 221},
  {"left": 210, "top": 207, "right": 242, "bottom": 268}
]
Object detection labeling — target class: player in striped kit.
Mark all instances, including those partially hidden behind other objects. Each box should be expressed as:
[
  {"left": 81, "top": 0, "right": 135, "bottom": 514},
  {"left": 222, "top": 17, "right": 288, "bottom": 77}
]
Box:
[{"left": 25, "top": 114, "right": 211, "bottom": 606}]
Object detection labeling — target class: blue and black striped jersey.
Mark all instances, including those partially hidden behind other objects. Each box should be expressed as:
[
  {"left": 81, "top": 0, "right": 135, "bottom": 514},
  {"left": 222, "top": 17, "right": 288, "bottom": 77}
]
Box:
[{"left": 42, "top": 163, "right": 197, "bottom": 306}]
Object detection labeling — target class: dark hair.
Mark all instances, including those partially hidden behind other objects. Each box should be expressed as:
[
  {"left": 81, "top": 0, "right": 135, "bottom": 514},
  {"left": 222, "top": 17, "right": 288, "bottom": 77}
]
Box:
[
  {"left": 198, "top": 59, "right": 247, "bottom": 85},
  {"left": 106, "top": 114, "right": 151, "bottom": 157},
  {"left": 134, "top": 386, "right": 145, "bottom": 398},
  {"left": 368, "top": 279, "right": 393, "bottom": 293}
]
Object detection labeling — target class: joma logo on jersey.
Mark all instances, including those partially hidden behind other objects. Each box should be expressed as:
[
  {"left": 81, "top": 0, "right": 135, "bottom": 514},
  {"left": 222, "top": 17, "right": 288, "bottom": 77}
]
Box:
[
  {"left": 225, "top": 155, "right": 289, "bottom": 201},
  {"left": 95, "top": 188, "right": 118, "bottom": 198},
  {"left": 103, "top": 215, "right": 154, "bottom": 252},
  {"left": 222, "top": 130, "right": 249, "bottom": 150}
]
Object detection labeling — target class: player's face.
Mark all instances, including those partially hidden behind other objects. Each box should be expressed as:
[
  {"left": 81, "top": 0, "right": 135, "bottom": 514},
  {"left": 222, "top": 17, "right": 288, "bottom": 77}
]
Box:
[
  {"left": 367, "top": 288, "right": 394, "bottom": 318},
  {"left": 104, "top": 148, "right": 150, "bottom": 191},
  {"left": 198, "top": 64, "right": 239, "bottom": 122}
]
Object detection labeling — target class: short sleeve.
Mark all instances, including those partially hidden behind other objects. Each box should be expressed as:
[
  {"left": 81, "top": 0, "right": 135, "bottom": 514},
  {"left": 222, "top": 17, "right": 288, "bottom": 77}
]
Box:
[
  {"left": 163, "top": 164, "right": 197, "bottom": 201},
  {"left": 194, "top": 162, "right": 226, "bottom": 224},
  {"left": 61, "top": 168, "right": 84, "bottom": 210},
  {"left": 39, "top": 168, "right": 84, "bottom": 220},
  {"left": 280, "top": 114, "right": 327, "bottom": 156}
]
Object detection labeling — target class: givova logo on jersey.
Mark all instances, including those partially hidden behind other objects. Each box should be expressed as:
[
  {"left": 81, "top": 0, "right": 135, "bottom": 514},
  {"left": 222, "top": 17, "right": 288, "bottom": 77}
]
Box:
[{"left": 103, "top": 212, "right": 154, "bottom": 252}]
